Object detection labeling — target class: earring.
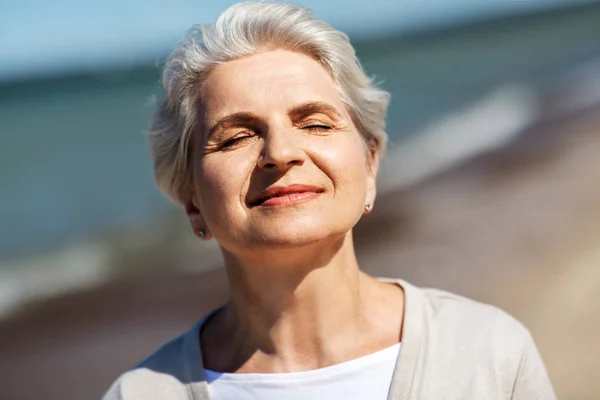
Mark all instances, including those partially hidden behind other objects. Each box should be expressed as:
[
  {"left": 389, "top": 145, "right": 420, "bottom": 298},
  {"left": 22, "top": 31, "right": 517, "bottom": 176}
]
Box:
[
  {"left": 364, "top": 203, "right": 372, "bottom": 212},
  {"left": 197, "top": 229, "right": 207, "bottom": 239}
]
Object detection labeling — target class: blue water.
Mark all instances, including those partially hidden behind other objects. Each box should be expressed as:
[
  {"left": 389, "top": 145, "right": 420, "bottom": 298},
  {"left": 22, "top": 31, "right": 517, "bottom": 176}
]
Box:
[{"left": 1, "top": 6, "right": 600, "bottom": 261}]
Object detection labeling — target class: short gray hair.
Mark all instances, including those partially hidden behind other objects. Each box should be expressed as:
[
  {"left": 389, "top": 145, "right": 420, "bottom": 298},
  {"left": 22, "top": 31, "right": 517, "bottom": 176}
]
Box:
[{"left": 149, "top": 1, "right": 390, "bottom": 206}]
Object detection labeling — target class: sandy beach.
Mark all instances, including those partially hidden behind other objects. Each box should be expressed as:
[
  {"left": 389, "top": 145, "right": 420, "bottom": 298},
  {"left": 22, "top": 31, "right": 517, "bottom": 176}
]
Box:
[{"left": 1, "top": 107, "right": 599, "bottom": 399}]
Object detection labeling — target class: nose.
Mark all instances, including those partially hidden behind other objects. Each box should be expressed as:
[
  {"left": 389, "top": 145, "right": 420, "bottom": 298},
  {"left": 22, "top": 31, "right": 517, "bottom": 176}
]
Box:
[{"left": 257, "top": 126, "right": 306, "bottom": 171}]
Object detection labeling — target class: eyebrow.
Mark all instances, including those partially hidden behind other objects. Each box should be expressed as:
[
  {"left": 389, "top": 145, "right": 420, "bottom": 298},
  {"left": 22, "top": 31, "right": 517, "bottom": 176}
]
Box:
[
  {"left": 206, "top": 101, "right": 343, "bottom": 139},
  {"left": 288, "top": 101, "right": 342, "bottom": 121},
  {"left": 207, "top": 112, "right": 260, "bottom": 139}
]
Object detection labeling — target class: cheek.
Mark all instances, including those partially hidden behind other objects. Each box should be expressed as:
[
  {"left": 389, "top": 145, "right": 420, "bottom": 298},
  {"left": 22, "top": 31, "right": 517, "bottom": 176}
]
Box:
[
  {"left": 195, "top": 151, "right": 256, "bottom": 210},
  {"left": 309, "top": 133, "right": 369, "bottom": 195}
]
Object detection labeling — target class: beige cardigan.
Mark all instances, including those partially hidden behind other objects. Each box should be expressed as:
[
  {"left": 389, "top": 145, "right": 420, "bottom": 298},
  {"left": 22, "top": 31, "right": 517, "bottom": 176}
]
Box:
[{"left": 104, "top": 279, "right": 556, "bottom": 399}]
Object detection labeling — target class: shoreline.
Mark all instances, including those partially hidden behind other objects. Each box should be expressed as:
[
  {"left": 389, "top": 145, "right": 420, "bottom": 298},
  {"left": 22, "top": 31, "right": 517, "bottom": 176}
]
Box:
[{"left": 1, "top": 102, "right": 600, "bottom": 399}]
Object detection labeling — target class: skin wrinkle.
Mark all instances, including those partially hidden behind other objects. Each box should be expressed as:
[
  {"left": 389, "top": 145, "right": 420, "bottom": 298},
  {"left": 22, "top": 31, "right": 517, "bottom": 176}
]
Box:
[
  {"left": 203, "top": 103, "right": 346, "bottom": 156},
  {"left": 185, "top": 49, "right": 404, "bottom": 374}
]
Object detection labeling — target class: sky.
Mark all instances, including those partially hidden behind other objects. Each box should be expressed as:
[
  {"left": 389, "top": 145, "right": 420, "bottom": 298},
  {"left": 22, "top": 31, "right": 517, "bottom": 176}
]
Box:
[{"left": 1, "top": 0, "right": 597, "bottom": 81}]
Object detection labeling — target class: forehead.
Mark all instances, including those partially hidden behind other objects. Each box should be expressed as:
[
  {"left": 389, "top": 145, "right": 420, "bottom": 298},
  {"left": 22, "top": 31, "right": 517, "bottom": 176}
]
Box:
[{"left": 198, "top": 50, "right": 345, "bottom": 119}]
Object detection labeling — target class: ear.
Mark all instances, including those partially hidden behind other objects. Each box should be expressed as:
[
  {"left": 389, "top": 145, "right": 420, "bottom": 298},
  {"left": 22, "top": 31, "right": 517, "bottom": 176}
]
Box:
[
  {"left": 365, "top": 147, "right": 379, "bottom": 213},
  {"left": 183, "top": 194, "right": 212, "bottom": 240}
]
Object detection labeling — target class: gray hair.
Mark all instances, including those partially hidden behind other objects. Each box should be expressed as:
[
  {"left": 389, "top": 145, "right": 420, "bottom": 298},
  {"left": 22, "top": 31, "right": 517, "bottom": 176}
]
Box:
[{"left": 149, "top": 1, "right": 390, "bottom": 206}]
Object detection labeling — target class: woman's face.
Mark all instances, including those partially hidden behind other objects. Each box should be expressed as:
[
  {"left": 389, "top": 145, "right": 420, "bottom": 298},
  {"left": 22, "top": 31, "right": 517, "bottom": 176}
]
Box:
[{"left": 187, "top": 49, "right": 378, "bottom": 253}]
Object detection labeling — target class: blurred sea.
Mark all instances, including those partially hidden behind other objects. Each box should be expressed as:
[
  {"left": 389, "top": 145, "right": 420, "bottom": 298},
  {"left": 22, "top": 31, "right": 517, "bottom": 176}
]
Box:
[{"left": 1, "top": 3, "right": 600, "bottom": 313}]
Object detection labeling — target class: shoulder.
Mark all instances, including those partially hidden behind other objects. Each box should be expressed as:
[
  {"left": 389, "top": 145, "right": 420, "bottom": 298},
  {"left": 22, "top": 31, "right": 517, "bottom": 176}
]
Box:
[
  {"left": 387, "top": 277, "right": 530, "bottom": 344},
  {"left": 418, "top": 286, "right": 555, "bottom": 398},
  {"left": 390, "top": 278, "right": 536, "bottom": 369},
  {"left": 420, "top": 285, "right": 531, "bottom": 358},
  {"left": 102, "top": 327, "right": 197, "bottom": 400},
  {"left": 422, "top": 286, "right": 528, "bottom": 333}
]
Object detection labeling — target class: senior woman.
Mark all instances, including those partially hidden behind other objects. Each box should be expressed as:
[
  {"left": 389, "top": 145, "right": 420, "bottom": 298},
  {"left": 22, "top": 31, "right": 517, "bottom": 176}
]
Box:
[{"left": 105, "top": 2, "right": 555, "bottom": 399}]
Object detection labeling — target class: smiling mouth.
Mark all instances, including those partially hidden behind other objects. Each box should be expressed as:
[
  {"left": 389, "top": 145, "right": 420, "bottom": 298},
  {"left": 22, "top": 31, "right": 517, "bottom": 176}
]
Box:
[{"left": 248, "top": 185, "right": 324, "bottom": 207}]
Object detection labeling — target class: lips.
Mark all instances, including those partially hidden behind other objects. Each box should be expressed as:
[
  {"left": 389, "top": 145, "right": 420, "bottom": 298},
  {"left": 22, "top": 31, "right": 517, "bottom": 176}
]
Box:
[{"left": 248, "top": 184, "right": 323, "bottom": 207}]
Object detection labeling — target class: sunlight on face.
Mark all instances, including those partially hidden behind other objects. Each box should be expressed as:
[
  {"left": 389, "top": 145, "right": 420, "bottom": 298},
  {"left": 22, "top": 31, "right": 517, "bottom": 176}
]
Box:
[{"left": 190, "top": 50, "right": 376, "bottom": 253}]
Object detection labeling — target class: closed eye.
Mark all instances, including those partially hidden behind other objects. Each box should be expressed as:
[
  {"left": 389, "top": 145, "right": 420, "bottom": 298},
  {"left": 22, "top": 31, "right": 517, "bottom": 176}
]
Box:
[
  {"left": 302, "top": 124, "right": 332, "bottom": 132},
  {"left": 221, "top": 134, "right": 253, "bottom": 149}
]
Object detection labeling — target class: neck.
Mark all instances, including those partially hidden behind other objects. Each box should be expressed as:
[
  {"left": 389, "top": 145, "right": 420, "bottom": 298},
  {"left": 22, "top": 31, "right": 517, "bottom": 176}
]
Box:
[{"left": 203, "top": 232, "right": 391, "bottom": 373}]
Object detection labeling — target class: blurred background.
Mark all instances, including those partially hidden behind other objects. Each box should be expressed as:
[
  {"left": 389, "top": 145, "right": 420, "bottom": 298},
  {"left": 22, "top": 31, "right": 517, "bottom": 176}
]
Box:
[{"left": 1, "top": 0, "right": 600, "bottom": 398}]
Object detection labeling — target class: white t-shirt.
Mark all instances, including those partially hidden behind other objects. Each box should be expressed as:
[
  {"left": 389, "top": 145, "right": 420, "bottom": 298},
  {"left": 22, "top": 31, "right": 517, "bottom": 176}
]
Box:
[{"left": 204, "top": 343, "right": 401, "bottom": 400}]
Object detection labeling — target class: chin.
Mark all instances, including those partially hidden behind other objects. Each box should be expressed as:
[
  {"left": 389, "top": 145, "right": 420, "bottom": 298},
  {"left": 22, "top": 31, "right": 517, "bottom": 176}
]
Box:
[{"left": 250, "top": 219, "right": 350, "bottom": 249}]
